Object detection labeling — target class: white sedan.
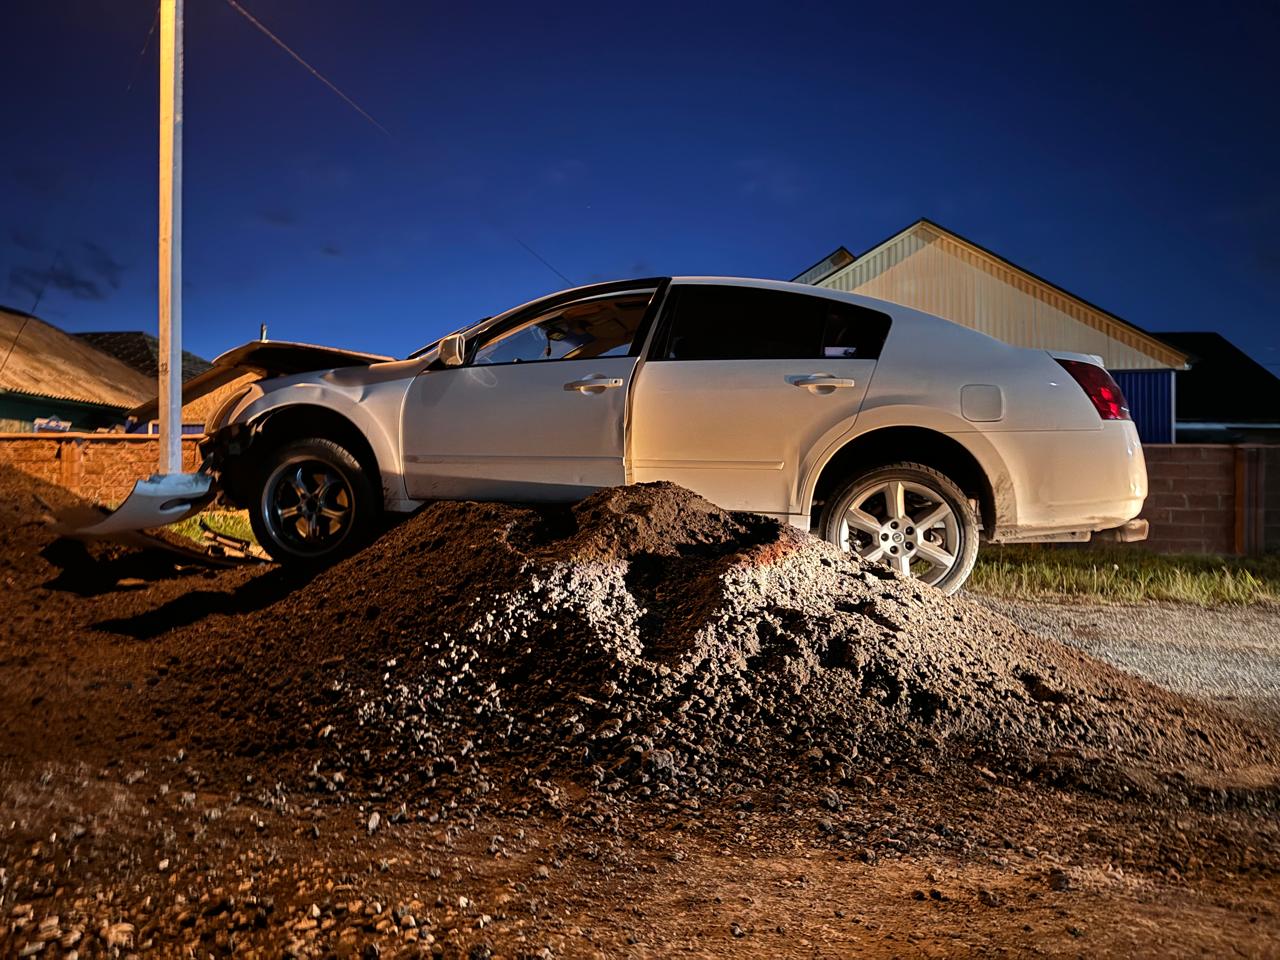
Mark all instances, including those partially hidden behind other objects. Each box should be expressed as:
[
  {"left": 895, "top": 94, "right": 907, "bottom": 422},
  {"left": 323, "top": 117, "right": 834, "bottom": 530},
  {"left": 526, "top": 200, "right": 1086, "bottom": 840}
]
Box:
[{"left": 182, "top": 277, "right": 1148, "bottom": 592}]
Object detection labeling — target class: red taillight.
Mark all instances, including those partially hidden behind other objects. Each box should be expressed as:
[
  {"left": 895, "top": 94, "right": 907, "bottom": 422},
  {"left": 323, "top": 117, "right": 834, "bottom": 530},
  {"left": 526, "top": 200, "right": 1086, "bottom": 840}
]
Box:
[{"left": 1056, "top": 359, "right": 1131, "bottom": 421}]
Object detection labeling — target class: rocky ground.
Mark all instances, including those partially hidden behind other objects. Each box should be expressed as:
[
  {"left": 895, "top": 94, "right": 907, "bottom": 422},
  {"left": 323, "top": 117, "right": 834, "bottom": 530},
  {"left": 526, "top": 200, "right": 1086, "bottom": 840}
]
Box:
[
  {"left": 1, "top": 465, "right": 1277, "bottom": 958},
  {"left": 981, "top": 597, "right": 1280, "bottom": 721}
]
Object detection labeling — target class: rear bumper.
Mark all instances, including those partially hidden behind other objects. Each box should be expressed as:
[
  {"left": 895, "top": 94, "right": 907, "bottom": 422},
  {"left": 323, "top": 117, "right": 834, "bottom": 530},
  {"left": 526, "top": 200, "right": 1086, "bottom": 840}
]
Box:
[{"left": 984, "top": 421, "right": 1147, "bottom": 541}]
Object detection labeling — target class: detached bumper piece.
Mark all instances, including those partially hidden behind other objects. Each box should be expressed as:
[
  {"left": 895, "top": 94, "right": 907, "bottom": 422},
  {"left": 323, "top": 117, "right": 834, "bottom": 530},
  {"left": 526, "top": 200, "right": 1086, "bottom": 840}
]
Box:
[
  {"left": 57, "top": 472, "right": 214, "bottom": 538},
  {"left": 1093, "top": 518, "right": 1150, "bottom": 543}
]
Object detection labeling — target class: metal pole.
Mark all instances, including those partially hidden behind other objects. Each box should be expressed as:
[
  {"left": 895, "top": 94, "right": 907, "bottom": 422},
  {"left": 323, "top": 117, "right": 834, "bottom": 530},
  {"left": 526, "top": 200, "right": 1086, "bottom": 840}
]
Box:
[{"left": 158, "top": 0, "right": 183, "bottom": 474}]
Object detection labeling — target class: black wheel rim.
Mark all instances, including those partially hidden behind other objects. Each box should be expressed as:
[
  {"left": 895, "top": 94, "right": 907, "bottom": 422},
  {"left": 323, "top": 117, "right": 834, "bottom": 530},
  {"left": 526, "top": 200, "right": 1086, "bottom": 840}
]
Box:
[{"left": 261, "top": 456, "right": 355, "bottom": 555}]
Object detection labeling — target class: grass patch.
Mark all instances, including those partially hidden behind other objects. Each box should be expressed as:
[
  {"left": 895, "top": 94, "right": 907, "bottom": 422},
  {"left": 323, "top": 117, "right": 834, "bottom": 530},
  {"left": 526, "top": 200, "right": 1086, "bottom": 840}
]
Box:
[
  {"left": 166, "top": 510, "right": 257, "bottom": 547},
  {"left": 969, "top": 545, "right": 1280, "bottom": 605}
]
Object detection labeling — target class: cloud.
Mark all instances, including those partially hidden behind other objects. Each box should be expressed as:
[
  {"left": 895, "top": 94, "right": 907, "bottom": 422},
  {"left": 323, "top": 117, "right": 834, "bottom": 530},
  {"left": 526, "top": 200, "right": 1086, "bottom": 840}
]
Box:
[
  {"left": 320, "top": 243, "right": 342, "bottom": 257},
  {"left": 81, "top": 241, "right": 126, "bottom": 290},
  {"left": 256, "top": 206, "right": 299, "bottom": 228},
  {"left": 9, "top": 260, "right": 105, "bottom": 302},
  {"left": 8, "top": 163, "right": 62, "bottom": 199},
  {"left": 5, "top": 238, "right": 130, "bottom": 306},
  {"left": 9, "top": 228, "right": 43, "bottom": 252}
]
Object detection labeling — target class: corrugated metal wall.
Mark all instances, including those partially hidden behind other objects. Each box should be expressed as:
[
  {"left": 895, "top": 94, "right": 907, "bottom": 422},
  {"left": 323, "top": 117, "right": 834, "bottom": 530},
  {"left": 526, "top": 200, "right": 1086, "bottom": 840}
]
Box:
[
  {"left": 1114, "top": 370, "right": 1175, "bottom": 443},
  {"left": 816, "top": 223, "right": 1182, "bottom": 371}
]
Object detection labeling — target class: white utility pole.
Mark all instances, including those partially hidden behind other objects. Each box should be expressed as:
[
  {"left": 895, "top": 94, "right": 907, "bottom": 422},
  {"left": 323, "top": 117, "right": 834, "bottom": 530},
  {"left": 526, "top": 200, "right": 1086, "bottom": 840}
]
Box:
[
  {"left": 157, "top": 0, "right": 184, "bottom": 473},
  {"left": 70, "top": 0, "right": 208, "bottom": 535}
]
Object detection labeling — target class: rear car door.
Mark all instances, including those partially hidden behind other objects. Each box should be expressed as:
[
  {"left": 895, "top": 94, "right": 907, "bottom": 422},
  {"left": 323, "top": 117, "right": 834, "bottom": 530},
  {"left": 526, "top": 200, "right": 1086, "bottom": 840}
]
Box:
[
  {"left": 629, "top": 283, "right": 890, "bottom": 516},
  {"left": 402, "top": 287, "right": 658, "bottom": 501}
]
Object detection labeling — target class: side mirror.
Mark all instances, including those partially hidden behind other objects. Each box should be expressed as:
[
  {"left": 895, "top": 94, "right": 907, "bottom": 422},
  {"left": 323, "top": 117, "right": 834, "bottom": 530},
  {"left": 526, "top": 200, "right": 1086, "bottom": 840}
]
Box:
[{"left": 439, "top": 333, "right": 466, "bottom": 367}]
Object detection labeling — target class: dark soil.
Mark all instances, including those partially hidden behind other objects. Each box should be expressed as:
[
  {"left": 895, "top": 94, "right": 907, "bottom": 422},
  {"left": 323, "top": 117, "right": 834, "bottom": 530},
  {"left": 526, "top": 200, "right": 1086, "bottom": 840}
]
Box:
[
  {"left": 1, "top": 466, "right": 1277, "bottom": 958},
  {"left": 170, "top": 481, "right": 1276, "bottom": 810}
]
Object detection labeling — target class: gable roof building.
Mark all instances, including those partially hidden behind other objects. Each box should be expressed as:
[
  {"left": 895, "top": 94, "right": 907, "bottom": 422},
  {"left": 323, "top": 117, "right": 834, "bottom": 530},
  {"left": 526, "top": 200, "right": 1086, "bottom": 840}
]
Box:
[
  {"left": 0, "top": 306, "right": 157, "bottom": 432},
  {"left": 1153, "top": 331, "right": 1280, "bottom": 443},
  {"left": 796, "top": 219, "right": 1189, "bottom": 442},
  {"left": 76, "top": 331, "right": 212, "bottom": 383}
]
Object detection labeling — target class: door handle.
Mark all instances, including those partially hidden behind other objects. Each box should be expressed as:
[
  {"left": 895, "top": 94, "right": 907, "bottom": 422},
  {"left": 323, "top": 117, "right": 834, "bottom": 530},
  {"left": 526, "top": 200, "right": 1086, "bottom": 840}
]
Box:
[
  {"left": 564, "top": 376, "right": 624, "bottom": 393},
  {"left": 792, "top": 375, "right": 857, "bottom": 389}
]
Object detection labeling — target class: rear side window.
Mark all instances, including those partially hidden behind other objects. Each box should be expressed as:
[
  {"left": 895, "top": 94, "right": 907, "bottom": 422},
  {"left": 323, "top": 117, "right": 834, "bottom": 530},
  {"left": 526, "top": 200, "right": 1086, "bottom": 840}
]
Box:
[{"left": 654, "top": 285, "right": 891, "bottom": 361}]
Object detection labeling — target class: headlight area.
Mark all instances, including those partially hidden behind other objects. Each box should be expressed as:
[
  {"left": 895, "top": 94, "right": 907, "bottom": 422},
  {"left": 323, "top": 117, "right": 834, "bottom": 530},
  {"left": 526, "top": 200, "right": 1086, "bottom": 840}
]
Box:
[{"left": 199, "top": 423, "right": 256, "bottom": 509}]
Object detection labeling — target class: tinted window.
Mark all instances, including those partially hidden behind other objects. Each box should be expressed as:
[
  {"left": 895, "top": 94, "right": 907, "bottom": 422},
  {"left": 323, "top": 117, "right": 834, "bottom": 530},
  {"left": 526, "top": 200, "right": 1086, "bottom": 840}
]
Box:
[
  {"left": 657, "top": 286, "right": 890, "bottom": 361},
  {"left": 473, "top": 292, "right": 653, "bottom": 365}
]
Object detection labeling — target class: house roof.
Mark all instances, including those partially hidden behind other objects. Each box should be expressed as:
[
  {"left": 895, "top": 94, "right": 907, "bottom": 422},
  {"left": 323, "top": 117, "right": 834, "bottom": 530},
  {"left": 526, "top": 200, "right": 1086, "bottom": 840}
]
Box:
[
  {"left": 0, "top": 306, "right": 156, "bottom": 409},
  {"left": 1153, "top": 331, "right": 1280, "bottom": 423},
  {"left": 76, "top": 331, "right": 213, "bottom": 382},
  {"left": 796, "top": 218, "right": 1190, "bottom": 370}
]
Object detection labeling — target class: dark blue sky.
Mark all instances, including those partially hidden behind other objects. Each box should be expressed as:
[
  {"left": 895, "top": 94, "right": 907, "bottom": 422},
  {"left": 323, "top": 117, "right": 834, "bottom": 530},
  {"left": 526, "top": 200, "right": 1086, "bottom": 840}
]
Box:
[{"left": 3, "top": 0, "right": 1277, "bottom": 370}]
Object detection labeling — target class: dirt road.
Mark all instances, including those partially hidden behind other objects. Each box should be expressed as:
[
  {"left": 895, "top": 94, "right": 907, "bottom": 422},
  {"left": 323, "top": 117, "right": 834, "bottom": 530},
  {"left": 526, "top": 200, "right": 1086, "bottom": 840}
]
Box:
[{"left": 981, "top": 598, "right": 1280, "bottom": 721}]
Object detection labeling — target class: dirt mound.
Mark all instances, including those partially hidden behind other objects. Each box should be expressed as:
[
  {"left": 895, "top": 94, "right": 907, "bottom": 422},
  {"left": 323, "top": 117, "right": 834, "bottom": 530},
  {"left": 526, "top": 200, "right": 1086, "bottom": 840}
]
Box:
[{"left": 165, "top": 482, "right": 1276, "bottom": 809}]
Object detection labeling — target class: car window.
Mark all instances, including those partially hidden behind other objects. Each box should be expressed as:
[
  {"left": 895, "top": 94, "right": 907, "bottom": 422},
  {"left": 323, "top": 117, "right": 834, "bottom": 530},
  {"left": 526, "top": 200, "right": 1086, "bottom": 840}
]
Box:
[
  {"left": 656, "top": 285, "right": 891, "bottom": 361},
  {"left": 472, "top": 292, "right": 654, "bottom": 365}
]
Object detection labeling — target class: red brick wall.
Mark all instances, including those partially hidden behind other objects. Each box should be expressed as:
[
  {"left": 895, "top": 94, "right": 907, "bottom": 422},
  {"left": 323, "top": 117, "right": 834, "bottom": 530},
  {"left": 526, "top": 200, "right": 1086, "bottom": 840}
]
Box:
[
  {"left": 1139, "top": 445, "right": 1238, "bottom": 554},
  {"left": 0, "top": 434, "right": 201, "bottom": 505}
]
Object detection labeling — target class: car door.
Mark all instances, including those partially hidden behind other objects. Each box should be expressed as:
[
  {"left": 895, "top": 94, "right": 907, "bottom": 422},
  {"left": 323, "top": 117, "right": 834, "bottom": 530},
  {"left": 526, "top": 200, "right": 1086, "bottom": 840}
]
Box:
[
  {"left": 629, "top": 282, "right": 890, "bottom": 516},
  {"left": 402, "top": 287, "right": 658, "bottom": 501}
]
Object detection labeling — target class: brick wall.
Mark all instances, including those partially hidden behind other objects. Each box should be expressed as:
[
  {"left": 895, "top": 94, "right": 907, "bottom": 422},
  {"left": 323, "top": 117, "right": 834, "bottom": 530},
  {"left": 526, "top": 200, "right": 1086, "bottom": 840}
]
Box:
[
  {"left": 1139, "top": 445, "right": 1237, "bottom": 554},
  {"left": 0, "top": 434, "right": 201, "bottom": 505}
]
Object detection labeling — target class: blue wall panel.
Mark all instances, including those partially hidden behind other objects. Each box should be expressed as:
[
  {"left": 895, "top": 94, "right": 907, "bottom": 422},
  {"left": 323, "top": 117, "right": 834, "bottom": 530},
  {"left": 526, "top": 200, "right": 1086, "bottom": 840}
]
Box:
[{"left": 1113, "top": 370, "right": 1174, "bottom": 443}]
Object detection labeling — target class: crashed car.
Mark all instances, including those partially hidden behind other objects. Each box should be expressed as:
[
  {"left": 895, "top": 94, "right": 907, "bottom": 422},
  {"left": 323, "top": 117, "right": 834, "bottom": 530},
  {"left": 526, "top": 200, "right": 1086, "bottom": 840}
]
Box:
[{"left": 146, "top": 277, "right": 1148, "bottom": 592}]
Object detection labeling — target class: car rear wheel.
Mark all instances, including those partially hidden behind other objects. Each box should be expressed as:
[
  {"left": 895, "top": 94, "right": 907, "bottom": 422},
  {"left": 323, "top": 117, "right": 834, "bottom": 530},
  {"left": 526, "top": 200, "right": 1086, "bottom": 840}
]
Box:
[
  {"left": 818, "top": 462, "right": 979, "bottom": 594},
  {"left": 249, "top": 438, "right": 379, "bottom": 564}
]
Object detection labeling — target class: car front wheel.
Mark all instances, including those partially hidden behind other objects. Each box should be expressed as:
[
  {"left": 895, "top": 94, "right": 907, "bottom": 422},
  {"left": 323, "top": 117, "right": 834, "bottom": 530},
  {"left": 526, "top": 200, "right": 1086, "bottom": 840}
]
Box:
[
  {"left": 249, "top": 437, "right": 379, "bottom": 564},
  {"left": 818, "top": 462, "right": 979, "bottom": 594}
]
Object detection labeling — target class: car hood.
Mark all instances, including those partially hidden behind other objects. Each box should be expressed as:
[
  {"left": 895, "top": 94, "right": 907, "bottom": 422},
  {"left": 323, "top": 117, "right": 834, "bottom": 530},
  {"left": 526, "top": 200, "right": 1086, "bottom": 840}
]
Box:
[{"left": 126, "top": 340, "right": 395, "bottom": 422}]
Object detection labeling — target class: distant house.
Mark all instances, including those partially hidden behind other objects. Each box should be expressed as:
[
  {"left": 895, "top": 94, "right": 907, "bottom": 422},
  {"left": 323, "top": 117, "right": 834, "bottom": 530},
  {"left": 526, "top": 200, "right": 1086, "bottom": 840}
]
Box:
[
  {"left": 76, "top": 331, "right": 213, "bottom": 383},
  {"left": 0, "top": 307, "right": 251, "bottom": 435},
  {"left": 1152, "top": 332, "right": 1280, "bottom": 444},
  {"left": 795, "top": 219, "right": 1191, "bottom": 443},
  {"left": 74, "top": 330, "right": 222, "bottom": 434},
  {"left": 0, "top": 305, "right": 155, "bottom": 433}
]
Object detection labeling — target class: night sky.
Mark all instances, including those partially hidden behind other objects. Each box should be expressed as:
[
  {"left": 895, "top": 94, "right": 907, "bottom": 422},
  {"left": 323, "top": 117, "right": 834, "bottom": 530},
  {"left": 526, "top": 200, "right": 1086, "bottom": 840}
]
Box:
[{"left": 3, "top": 0, "right": 1278, "bottom": 371}]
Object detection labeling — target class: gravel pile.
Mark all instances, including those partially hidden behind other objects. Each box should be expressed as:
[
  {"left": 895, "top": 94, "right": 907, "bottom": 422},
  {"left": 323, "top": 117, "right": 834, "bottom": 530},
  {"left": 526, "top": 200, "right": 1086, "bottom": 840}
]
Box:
[{"left": 170, "top": 483, "right": 1275, "bottom": 808}]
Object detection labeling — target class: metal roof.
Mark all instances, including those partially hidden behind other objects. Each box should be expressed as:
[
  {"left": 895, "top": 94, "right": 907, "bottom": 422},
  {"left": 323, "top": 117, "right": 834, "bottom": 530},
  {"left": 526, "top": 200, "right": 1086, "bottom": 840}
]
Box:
[{"left": 0, "top": 308, "right": 156, "bottom": 407}]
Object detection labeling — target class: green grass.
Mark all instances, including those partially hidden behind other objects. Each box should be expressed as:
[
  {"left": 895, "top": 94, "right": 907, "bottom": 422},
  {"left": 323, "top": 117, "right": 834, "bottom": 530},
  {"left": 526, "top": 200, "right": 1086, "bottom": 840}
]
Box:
[
  {"left": 969, "top": 544, "right": 1280, "bottom": 606},
  {"left": 167, "top": 510, "right": 257, "bottom": 547}
]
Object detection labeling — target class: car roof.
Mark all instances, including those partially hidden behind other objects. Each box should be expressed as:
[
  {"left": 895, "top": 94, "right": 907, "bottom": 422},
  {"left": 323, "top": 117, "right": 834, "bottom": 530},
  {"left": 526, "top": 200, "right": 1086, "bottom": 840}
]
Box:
[{"left": 669, "top": 276, "right": 903, "bottom": 314}]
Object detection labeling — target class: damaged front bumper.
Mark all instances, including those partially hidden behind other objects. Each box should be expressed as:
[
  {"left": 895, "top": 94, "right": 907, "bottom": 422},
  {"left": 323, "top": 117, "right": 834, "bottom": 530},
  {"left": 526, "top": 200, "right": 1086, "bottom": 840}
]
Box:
[{"left": 56, "top": 472, "right": 215, "bottom": 538}]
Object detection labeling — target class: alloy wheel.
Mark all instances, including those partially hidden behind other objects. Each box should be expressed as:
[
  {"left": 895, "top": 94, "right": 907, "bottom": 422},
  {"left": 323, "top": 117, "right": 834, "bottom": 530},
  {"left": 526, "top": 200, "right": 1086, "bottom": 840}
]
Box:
[
  {"left": 836, "top": 477, "right": 961, "bottom": 586},
  {"left": 262, "top": 457, "right": 355, "bottom": 555}
]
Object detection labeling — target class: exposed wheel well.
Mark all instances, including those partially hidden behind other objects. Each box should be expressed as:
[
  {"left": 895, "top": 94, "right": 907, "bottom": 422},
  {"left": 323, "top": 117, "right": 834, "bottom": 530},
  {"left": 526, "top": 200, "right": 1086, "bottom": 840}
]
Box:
[
  {"left": 222, "top": 405, "right": 383, "bottom": 509},
  {"left": 809, "top": 427, "right": 996, "bottom": 532}
]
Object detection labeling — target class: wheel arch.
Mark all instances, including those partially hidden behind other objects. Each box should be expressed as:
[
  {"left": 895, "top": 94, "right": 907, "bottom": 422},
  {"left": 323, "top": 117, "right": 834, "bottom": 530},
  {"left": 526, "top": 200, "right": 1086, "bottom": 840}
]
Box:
[
  {"left": 806, "top": 426, "right": 1000, "bottom": 533},
  {"left": 220, "top": 402, "right": 388, "bottom": 509}
]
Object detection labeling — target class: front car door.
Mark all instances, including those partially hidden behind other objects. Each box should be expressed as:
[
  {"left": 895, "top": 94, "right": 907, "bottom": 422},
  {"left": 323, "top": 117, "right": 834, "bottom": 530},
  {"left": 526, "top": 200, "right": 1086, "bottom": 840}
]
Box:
[
  {"left": 628, "top": 282, "right": 890, "bottom": 519},
  {"left": 402, "top": 285, "right": 661, "bottom": 501}
]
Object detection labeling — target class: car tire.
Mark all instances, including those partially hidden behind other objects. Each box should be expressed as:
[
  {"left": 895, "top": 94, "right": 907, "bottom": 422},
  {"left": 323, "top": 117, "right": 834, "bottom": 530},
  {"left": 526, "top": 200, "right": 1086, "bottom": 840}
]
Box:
[
  {"left": 249, "top": 437, "right": 379, "bottom": 564},
  {"left": 818, "top": 462, "right": 979, "bottom": 595}
]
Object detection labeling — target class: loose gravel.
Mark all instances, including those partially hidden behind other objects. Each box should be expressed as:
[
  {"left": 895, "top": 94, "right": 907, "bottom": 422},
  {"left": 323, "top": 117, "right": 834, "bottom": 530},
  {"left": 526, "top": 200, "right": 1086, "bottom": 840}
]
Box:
[{"left": 979, "top": 597, "right": 1280, "bottom": 722}]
